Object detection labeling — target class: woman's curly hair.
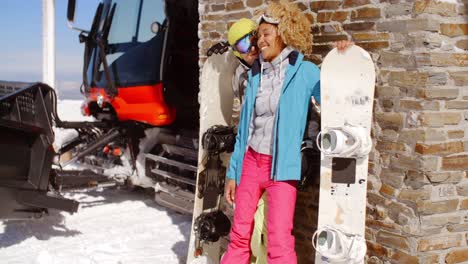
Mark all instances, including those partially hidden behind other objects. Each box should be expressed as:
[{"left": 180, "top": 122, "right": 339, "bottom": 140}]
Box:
[{"left": 260, "top": 0, "right": 313, "bottom": 54}]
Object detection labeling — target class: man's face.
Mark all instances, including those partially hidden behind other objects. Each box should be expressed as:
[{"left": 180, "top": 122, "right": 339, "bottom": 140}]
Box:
[{"left": 240, "top": 45, "right": 258, "bottom": 66}]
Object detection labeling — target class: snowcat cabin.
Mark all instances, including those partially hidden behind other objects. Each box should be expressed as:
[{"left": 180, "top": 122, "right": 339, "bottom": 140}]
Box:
[
  {"left": 67, "top": 0, "right": 201, "bottom": 214},
  {"left": 77, "top": 0, "right": 199, "bottom": 129}
]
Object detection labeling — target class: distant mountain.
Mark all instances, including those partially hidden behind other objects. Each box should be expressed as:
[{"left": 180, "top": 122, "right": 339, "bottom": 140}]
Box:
[{"left": 0, "top": 80, "right": 84, "bottom": 100}]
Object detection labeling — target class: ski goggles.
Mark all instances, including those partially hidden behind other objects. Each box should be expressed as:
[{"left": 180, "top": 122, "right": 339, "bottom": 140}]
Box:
[
  {"left": 256, "top": 14, "right": 280, "bottom": 25},
  {"left": 232, "top": 33, "right": 256, "bottom": 54}
]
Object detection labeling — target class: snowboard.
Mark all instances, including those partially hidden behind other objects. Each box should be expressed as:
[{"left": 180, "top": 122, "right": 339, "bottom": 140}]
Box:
[
  {"left": 314, "top": 45, "right": 375, "bottom": 263},
  {"left": 187, "top": 52, "right": 238, "bottom": 264}
]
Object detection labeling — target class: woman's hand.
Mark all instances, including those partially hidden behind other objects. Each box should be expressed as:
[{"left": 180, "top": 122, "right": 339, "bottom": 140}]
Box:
[
  {"left": 332, "top": 40, "right": 354, "bottom": 53},
  {"left": 225, "top": 179, "right": 236, "bottom": 206}
]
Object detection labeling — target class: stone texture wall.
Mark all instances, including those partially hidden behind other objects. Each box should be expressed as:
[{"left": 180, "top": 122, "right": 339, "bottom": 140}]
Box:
[{"left": 198, "top": 0, "right": 468, "bottom": 263}]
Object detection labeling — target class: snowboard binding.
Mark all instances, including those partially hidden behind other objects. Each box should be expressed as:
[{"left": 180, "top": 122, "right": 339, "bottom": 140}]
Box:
[
  {"left": 312, "top": 225, "right": 367, "bottom": 263},
  {"left": 198, "top": 125, "right": 236, "bottom": 204},
  {"left": 194, "top": 211, "right": 231, "bottom": 243},
  {"left": 316, "top": 124, "right": 372, "bottom": 158}
]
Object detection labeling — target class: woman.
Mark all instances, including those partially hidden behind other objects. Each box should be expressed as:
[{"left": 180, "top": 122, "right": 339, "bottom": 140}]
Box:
[{"left": 222, "top": 1, "right": 353, "bottom": 263}]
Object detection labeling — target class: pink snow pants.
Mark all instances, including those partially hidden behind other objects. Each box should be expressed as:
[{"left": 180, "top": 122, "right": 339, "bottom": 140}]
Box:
[{"left": 222, "top": 147, "right": 298, "bottom": 264}]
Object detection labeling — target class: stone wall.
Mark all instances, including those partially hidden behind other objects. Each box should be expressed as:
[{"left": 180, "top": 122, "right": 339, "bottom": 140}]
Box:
[{"left": 198, "top": 0, "right": 468, "bottom": 263}]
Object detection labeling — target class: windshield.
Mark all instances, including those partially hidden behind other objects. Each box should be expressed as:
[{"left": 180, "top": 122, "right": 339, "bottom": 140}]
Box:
[{"left": 87, "top": 0, "right": 166, "bottom": 89}]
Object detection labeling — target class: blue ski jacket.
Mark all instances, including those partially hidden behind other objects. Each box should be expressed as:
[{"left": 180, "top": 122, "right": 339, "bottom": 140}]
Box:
[{"left": 227, "top": 51, "right": 321, "bottom": 185}]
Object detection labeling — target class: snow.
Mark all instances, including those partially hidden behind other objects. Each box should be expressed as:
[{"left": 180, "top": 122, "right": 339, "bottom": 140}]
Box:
[{"left": 0, "top": 100, "right": 192, "bottom": 264}]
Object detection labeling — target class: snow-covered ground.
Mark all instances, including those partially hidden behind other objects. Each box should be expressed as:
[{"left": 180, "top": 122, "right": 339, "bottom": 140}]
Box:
[{"left": 0, "top": 100, "right": 192, "bottom": 264}]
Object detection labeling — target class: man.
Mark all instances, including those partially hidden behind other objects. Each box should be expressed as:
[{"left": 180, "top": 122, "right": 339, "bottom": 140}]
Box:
[{"left": 207, "top": 18, "right": 266, "bottom": 264}]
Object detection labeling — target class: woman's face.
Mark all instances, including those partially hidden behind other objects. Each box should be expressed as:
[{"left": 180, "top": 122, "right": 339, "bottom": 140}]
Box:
[{"left": 257, "top": 23, "right": 286, "bottom": 62}]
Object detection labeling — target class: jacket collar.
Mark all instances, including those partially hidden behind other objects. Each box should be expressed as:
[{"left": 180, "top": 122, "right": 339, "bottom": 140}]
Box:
[{"left": 251, "top": 50, "right": 300, "bottom": 76}]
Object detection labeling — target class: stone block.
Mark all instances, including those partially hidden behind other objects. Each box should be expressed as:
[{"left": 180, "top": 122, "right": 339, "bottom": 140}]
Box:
[
  {"left": 226, "top": 2, "right": 244, "bottom": 11},
  {"left": 379, "top": 51, "right": 417, "bottom": 68},
  {"left": 367, "top": 219, "right": 399, "bottom": 232},
  {"left": 462, "top": 198, "right": 468, "bottom": 210},
  {"left": 385, "top": 3, "right": 413, "bottom": 17},
  {"left": 313, "top": 34, "right": 348, "bottom": 43},
  {"left": 419, "top": 88, "right": 459, "bottom": 100},
  {"left": 399, "top": 130, "right": 425, "bottom": 143},
  {"left": 418, "top": 233, "right": 463, "bottom": 252},
  {"left": 375, "top": 112, "right": 404, "bottom": 130},
  {"left": 377, "top": 18, "right": 439, "bottom": 32},
  {"left": 415, "top": 141, "right": 464, "bottom": 155},
  {"left": 405, "top": 170, "right": 430, "bottom": 189},
  {"left": 414, "top": 0, "right": 458, "bottom": 16},
  {"left": 343, "top": 22, "right": 375, "bottom": 31},
  {"left": 419, "top": 254, "right": 440, "bottom": 264},
  {"left": 445, "top": 248, "right": 468, "bottom": 264},
  {"left": 226, "top": 11, "right": 252, "bottom": 20},
  {"left": 400, "top": 100, "right": 440, "bottom": 111},
  {"left": 351, "top": 7, "right": 381, "bottom": 20},
  {"left": 442, "top": 155, "right": 468, "bottom": 170},
  {"left": 421, "top": 214, "right": 460, "bottom": 227},
  {"left": 380, "top": 129, "right": 399, "bottom": 141},
  {"left": 421, "top": 156, "right": 440, "bottom": 172},
  {"left": 448, "top": 130, "right": 465, "bottom": 139},
  {"left": 343, "top": 0, "right": 370, "bottom": 8},
  {"left": 417, "top": 199, "right": 459, "bottom": 215},
  {"left": 388, "top": 200, "right": 417, "bottom": 220},
  {"left": 352, "top": 32, "right": 390, "bottom": 41},
  {"left": 457, "top": 184, "right": 468, "bottom": 196},
  {"left": 210, "top": 4, "right": 225, "bottom": 12},
  {"left": 368, "top": 192, "right": 388, "bottom": 206},
  {"left": 416, "top": 53, "right": 468, "bottom": 67},
  {"left": 447, "top": 101, "right": 468, "bottom": 109},
  {"left": 356, "top": 41, "right": 389, "bottom": 50},
  {"left": 390, "top": 250, "right": 419, "bottom": 264},
  {"left": 377, "top": 230, "right": 411, "bottom": 251},
  {"left": 447, "top": 223, "right": 468, "bottom": 233},
  {"left": 367, "top": 241, "right": 390, "bottom": 258},
  {"left": 390, "top": 154, "right": 421, "bottom": 170},
  {"left": 380, "top": 168, "right": 405, "bottom": 189},
  {"left": 388, "top": 71, "right": 429, "bottom": 88},
  {"left": 424, "top": 129, "right": 447, "bottom": 142},
  {"left": 399, "top": 188, "right": 431, "bottom": 202},
  {"left": 376, "top": 86, "right": 400, "bottom": 97},
  {"left": 376, "top": 140, "right": 407, "bottom": 153},
  {"left": 441, "top": 23, "right": 468, "bottom": 37},
  {"left": 310, "top": 1, "right": 341, "bottom": 12},
  {"left": 419, "top": 112, "right": 461, "bottom": 127},
  {"left": 449, "top": 71, "right": 468, "bottom": 86},
  {"left": 425, "top": 171, "right": 464, "bottom": 184},
  {"left": 456, "top": 39, "right": 468, "bottom": 50},
  {"left": 246, "top": 0, "right": 263, "bottom": 8},
  {"left": 380, "top": 183, "right": 397, "bottom": 197},
  {"left": 431, "top": 184, "right": 458, "bottom": 201},
  {"left": 317, "top": 11, "right": 349, "bottom": 22}
]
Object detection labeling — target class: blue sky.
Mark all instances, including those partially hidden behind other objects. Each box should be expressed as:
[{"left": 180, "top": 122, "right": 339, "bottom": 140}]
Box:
[{"left": 0, "top": 0, "right": 100, "bottom": 99}]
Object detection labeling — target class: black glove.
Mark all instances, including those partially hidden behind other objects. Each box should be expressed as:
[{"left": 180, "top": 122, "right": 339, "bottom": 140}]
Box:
[{"left": 207, "top": 41, "right": 230, "bottom": 57}]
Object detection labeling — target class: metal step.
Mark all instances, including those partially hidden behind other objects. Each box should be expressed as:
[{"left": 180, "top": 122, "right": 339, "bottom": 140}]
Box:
[
  {"left": 146, "top": 153, "right": 197, "bottom": 172},
  {"left": 151, "top": 168, "right": 196, "bottom": 186},
  {"left": 154, "top": 182, "right": 194, "bottom": 214},
  {"left": 162, "top": 144, "right": 198, "bottom": 161},
  {"left": 16, "top": 190, "right": 79, "bottom": 214}
]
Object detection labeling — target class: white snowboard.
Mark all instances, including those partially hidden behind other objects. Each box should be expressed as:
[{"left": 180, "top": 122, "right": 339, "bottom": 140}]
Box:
[
  {"left": 315, "top": 46, "right": 375, "bottom": 263},
  {"left": 187, "top": 52, "right": 237, "bottom": 264}
]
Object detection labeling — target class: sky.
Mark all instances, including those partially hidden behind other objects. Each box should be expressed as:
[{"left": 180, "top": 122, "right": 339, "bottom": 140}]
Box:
[{"left": 0, "top": 0, "right": 100, "bottom": 99}]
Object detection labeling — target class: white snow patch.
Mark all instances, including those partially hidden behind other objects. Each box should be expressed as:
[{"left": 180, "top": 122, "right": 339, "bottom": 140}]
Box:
[{"left": 0, "top": 100, "right": 192, "bottom": 264}]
